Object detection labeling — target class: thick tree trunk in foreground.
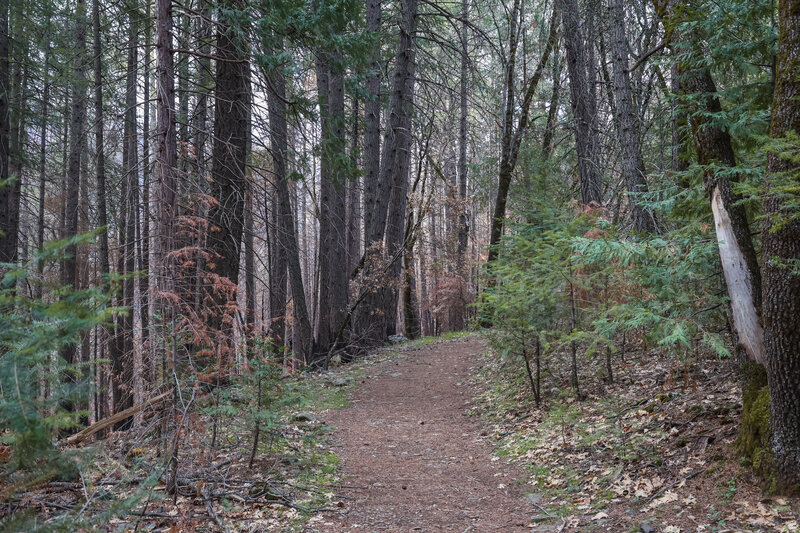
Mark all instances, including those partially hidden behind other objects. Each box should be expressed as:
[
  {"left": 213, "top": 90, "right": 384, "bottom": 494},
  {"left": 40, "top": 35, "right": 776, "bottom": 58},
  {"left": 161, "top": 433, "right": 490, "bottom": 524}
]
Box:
[
  {"left": 208, "top": 2, "right": 249, "bottom": 358},
  {"left": 609, "top": 0, "right": 658, "bottom": 234},
  {"left": 762, "top": 0, "right": 800, "bottom": 495},
  {"left": 315, "top": 49, "right": 349, "bottom": 357},
  {"left": 559, "top": 0, "right": 602, "bottom": 206},
  {"left": 680, "top": 64, "right": 764, "bottom": 365},
  {"left": 378, "top": 0, "right": 419, "bottom": 337}
]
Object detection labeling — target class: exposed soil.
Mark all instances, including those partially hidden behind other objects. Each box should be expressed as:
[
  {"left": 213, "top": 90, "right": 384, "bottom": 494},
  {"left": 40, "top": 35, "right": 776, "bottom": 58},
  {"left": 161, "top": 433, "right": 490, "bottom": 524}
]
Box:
[{"left": 315, "top": 337, "right": 542, "bottom": 532}]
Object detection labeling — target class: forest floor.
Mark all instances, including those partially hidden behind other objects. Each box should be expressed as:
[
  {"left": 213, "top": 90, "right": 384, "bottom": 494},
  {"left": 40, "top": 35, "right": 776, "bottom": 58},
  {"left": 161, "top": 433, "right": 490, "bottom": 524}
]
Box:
[
  {"left": 7, "top": 335, "right": 799, "bottom": 532},
  {"left": 308, "top": 335, "right": 536, "bottom": 532},
  {"left": 306, "top": 335, "right": 800, "bottom": 533}
]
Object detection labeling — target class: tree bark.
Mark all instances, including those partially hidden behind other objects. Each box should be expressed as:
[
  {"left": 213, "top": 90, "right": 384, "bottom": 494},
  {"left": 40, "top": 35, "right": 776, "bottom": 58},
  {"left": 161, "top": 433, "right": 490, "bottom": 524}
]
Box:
[
  {"left": 608, "top": 0, "right": 658, "bottom": 234},
  {"left": 61, "top": 0, "right": 88, "bottom": 371},
  {"left": 558, "top": 0, "right": 602, "bottom": 205},
  {"left": 654, "top": 0, "right": 764, "bottom": 364},
  {"left": 376, "top": 0, "right": 419, "bottom": 337},
  {"left": 761, "top": 0, "right": 800, "bottom": 495},
  {"left": 347, "top": 96, "right": 361, "bottom": 276},
  {"left": 265, "top": 48, "right": 313, "bottom": 362},
  {"left": 92, "top": 0, "right": 111, "bottom": 426},
  {"left": 155, "top": 0, "right": 177, "bottom": 366},
  {"left": 542, "top": 48, "right": 562, "bottom": 159},
  {"left": 362, "top": 0, "right": 381, "bottom": 246},
  {"left": 487, "top": 7, "right": 557, "bottom": 264},
  {"left": 36, "top": 20, "right": 51, "bottom": 298},
  {"left": 207, "top": 0, "right": 249, "bottom": 360},
  {"left": 0, "top": 0, "right": 12, "bottom": 265},
  {"left": 115, "top": 2, "right": 139, "bottom": 420},
  {"left": 315, "top": 42, "right": 349, "bottom": 356},
  {"left": 457, "top": 0, "right": 469, "bottom": 259}
]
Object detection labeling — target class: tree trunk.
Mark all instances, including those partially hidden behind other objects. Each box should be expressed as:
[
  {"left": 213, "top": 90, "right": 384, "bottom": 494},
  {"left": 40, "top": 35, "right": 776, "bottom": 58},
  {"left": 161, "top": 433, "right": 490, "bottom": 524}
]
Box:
[
  {"left": 61, "top": 0, "right": 88, "bottom": 371},
  {"left": 761, "top": 0, "right": 800, "bottom": 495},
  {"left": 377, "top": 0, "right": 419, "bottom": 337},
  {"left": 92, "top": 0, "right": 111, "bottom": 427},
  {"left": 347, "top": 96, "right": 361, "bottom": 276},
  {"left": 457, "top": 0, "right": 469, "bottom": 259},
  {"left": 655, "top": 0, "right": 764, "bottom": 365},
  {"left": 608, "top": 0, "right": 658, "bottom": 234},
  {"left": 315, "top": 43, "right": 349, "bottom": 357},
  {"left": 115, "top": 3, "right": 139, "bottom": 421},
  {"left": 362, "top": 0, "right": 381, "bottom": 246},
  {"left": 487, "top": 8, "right": 557, "bottom": 264},
  {"left": 140, "top": 0, "right": 152, "bottom": 380},
  {"left": 208, "top": 1, "right": 249, "bottom": 362},
  {"left": 542, "top": 48, "right": 562, "bottom": 159},
  {"left": 265, "top": 48, "right": 313, "bottom": 363},
  {"left": 0, "top": 0, "right": 11, "bottom": 265},
  {"left": 36, "top": 22, "right": 50, "bottom": 298},
  {"left": 558, "top": 0, "right": 602, "bottom": 205},
  {"left": 155, "top": 0, "right": 177, "bottom": 374}
]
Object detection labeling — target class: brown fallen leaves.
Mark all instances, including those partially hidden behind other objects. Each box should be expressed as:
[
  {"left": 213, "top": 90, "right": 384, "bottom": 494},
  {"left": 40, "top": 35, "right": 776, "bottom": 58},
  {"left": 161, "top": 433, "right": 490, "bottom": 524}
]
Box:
[{"left": 472, "top": 344, "right": 800, "bottom": 532}]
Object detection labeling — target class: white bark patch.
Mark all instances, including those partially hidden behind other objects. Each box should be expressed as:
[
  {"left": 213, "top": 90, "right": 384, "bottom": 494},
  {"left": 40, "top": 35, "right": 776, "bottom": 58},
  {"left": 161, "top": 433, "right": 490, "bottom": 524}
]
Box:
[{"left": 710, "top": 186, "right": 766, "bottom": 364}]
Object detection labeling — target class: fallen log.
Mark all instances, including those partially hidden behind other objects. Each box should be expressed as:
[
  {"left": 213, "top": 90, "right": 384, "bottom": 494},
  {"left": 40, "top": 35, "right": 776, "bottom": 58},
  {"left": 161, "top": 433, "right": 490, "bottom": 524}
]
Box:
[{"left": 63, "top": 390, "right": 172, "bottom": 446}]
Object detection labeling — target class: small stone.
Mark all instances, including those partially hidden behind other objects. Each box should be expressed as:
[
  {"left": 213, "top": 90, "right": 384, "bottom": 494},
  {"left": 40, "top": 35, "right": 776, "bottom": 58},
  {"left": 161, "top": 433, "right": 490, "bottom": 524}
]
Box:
[
  {"left": 331, "top": 378, "right": 350, "bottom": 387},
  {"left": 640, "top": 524, "right": 656, "bottom": 533},
  {"left": 388, "top": 334, "right": 409, "bottom": 344},
  {"left": 526, "top": 493, "right": 543, "bottom": 505},
  {"left": 294, "top": 412, "right": 318, "bottom": 423}
]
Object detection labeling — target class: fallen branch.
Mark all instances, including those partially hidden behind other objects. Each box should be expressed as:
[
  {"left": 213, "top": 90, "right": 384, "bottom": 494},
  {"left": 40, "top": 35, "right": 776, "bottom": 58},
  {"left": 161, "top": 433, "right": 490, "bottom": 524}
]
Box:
[
  {"left": 202, "top": 486, "right": 231, "bottom": 533},
  {"left": 63, "top": 390, "right": 172, "bottom": 446}
]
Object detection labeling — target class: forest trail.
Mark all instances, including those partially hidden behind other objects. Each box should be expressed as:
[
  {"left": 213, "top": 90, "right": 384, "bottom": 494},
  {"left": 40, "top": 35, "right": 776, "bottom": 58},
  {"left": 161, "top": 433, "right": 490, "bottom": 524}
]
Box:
[{"left": 316, "top": 337, "right": 545, "bottom": 532}]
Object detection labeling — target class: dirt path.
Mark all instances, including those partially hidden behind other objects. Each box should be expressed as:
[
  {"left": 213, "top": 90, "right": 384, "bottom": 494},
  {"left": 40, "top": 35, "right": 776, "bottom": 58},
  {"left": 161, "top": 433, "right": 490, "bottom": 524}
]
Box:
[{"left": 316, "top": 337, "right": 543, "bottom": 532}]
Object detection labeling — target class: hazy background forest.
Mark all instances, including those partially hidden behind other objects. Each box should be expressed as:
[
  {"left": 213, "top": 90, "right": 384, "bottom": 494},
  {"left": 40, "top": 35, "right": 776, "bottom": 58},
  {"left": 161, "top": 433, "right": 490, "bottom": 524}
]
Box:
[{"left": 1, "top": 0, "right": 799, "bottom": 529}]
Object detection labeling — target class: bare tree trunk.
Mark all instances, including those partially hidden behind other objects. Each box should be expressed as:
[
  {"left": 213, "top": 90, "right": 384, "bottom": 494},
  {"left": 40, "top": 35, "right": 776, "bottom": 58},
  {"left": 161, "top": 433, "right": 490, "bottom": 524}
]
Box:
[
  {"left": 115, "top": 3, "right": 138, "bottom": 422},
  {"left": 315, "top": 42, "right": 349, "bottom": 357},
  {"left": 61, "top": 0, "right": 88, "bottom": 372},
  {"left": 542, "top": 48, "right": 562, "bottom": 159},
  {"left": 265, "top": 48, "right": 313, "bottom": 362},
  {"left": 347, "top": 96, "right": 361, "bottom": 276},
  {"left": 669, "top": 47, "right": 763, "bottom": 365},
  {"left": 761, "top": 0, "right": 800, "bottom": 495},
  {"left": 208, "top": 0, "right": 249, "bottom": 363},
  {"left": 362, "top": 0, "right": 381, "bottom": 245},
  {"left": 155, "top": 0, "right": 177, "bottom": 374},
  {"left": 379, "top": 0, "right": 419, "bottom": 338},
  {"left": 0, "top": 0, "right": 12, "bottom": 265},
  {"left": 559, "top": 0, "right": 602, "bottom": 205},
  {"left": 608, "top": 0, "right": 658, "bottom": 233},
  {"left": 487, "top": 7, "right": 558, "bottom": 264},
  {"left": 457, "top": 0, "right": 469, "bottom": 259},
  {"left": 91, "top": 0, "right": 110, "bottom": 430},
  {"left": 140, "top": 0, "right": 152, "bottom": 382},
  {"left": 36, "top": 22, "right": 51, "bottom": 298}
]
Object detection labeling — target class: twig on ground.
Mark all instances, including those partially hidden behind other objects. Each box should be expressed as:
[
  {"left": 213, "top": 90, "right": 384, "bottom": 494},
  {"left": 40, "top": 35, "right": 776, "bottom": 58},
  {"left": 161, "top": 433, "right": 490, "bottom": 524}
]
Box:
[
  {"left": 203, "top": 486, "right": 231, "bottom": 533},
  {"left": 645, "top": 468, "right": 707, "bottom": 504}
]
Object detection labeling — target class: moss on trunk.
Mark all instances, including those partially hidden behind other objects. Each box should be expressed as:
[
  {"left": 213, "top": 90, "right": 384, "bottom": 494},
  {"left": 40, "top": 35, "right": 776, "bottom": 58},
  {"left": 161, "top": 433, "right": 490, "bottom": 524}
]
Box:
[{"left": 737, "top": 361, "right": 775, "bottom": 492}]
